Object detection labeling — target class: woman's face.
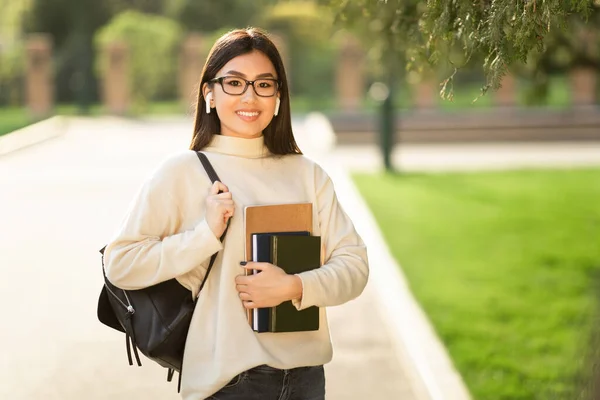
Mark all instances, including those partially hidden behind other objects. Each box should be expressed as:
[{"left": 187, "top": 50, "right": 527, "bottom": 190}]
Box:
[{"left": 205, "top": 50, "right": 280, "bottom": 139}]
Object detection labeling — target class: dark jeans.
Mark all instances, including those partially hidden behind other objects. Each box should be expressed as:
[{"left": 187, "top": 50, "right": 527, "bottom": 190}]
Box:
[{"left": 206, "top": 365, "right": 325, "bottom": 400}]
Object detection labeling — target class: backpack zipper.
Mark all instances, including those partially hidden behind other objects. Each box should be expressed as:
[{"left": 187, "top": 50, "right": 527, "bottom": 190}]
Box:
[{"left": 104, "top": 283, "right": 135, "bottom": 314}]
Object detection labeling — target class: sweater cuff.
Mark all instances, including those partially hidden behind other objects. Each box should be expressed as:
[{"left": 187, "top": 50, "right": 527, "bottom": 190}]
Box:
[
  {"left": 291, "top": 271, "right": 316, "bottom": 310},
  {"left": 193, "top": 219, "right": 223, "bottom": 256}
]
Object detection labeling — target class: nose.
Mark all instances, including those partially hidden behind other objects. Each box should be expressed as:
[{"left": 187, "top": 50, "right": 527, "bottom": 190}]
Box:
[{"left": 241, "top": 83, "right": 258, "bottom": 104}]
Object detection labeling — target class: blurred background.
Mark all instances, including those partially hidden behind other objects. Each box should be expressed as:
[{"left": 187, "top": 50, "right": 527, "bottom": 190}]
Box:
[
  {"left": 1, "top": 0, "right": 598, "bottom": 137},
  {"left": 1, "top": 1, "right": 600, "bottom": 400}
]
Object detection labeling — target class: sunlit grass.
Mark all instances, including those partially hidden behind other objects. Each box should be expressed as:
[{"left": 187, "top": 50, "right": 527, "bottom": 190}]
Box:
[
  {"left": 354, "top": 169, "right": 600, "bottom": 399},
  {"left": 0, "top": 107, "right": 31, "bottom": 137}
]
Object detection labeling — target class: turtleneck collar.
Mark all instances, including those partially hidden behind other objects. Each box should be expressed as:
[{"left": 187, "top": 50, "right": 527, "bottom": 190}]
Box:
[{"left": 203, "top": 134, "right": 270, "bottom": 159}]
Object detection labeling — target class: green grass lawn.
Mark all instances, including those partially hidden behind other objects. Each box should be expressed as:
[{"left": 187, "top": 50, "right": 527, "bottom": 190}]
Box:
[
  {"left": 353, "top": 169, "right": 600, "bottom": 400},
  {"left": 0, "top": 107, "right": 31, "bottom": 137}
]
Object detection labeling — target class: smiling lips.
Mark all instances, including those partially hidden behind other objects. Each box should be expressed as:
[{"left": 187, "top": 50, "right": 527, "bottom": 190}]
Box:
[{"left": 236, "top": 110, "right": 261, "bottom": 122}]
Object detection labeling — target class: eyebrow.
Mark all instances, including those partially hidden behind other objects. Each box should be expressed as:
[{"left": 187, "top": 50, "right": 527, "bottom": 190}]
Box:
[{"left": 224, "top": 70, "right": 276, "bottom": 79}]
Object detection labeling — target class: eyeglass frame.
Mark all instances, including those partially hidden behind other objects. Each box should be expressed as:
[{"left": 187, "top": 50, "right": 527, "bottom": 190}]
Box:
[{"left": 208, "top": 76, "right": 281, "bottom": 97}]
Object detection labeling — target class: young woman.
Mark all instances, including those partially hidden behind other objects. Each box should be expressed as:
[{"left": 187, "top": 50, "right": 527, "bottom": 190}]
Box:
[{"left": 103, "top": 28, "right": 369, "bottom": 400}]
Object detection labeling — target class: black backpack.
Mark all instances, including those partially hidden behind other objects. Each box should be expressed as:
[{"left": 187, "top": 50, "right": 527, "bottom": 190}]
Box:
[{"left": 97, "top": 152, "right": 229, "bottom": 392}]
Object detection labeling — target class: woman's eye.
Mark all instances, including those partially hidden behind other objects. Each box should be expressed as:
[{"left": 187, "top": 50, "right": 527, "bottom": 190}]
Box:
[
  {"left": 258, "top": 81, "right": 273, "bottom": 88},
  {"left": 227, "top": 79, "right": 243, "bottom": 86}
]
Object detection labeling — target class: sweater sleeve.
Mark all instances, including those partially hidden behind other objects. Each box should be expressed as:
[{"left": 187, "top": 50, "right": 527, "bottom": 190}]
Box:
[
  {"left": 292, "top": 165, "right": 369, "bottom": 310},
  {"left": 103, "top": 154, "right": 223, "bottom": 290}
]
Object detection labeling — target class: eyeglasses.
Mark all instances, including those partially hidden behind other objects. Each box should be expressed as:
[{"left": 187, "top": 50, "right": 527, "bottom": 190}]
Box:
[{"left": 209, "top": 76, "right": 280, "bottom": 97}]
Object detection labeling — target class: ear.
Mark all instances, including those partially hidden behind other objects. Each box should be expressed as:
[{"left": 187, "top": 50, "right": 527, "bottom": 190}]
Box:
[{"left": 202, "top": 83, "right": 211, "bottom": 100}]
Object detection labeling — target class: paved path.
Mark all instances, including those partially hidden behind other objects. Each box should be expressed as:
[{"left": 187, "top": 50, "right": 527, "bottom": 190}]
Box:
[{"left": 0, "top": 117, "right": 419, "bottom": 400}]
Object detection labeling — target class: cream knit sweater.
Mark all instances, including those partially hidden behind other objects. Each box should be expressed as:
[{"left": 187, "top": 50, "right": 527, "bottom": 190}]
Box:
[{"left": 103, "top": 134, "right": 369, "bottom": 399}]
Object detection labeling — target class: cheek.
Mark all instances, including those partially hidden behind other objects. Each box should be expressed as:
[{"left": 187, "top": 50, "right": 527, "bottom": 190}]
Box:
[
  {"left": 261, "top": 100, "right": 276, "bottom": 115},
  {"left": 215, "top": 97, "right": 238, "bottom": 114},
  {"left": 260, "top": 104, "right": 276, "bottom": 125}
]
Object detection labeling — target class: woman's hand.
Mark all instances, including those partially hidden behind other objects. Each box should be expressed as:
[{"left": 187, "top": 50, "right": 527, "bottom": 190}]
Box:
[
  {"left": 205, "top": 181, "right": 234, "bottom": 238},
  {"left": 235, "top": 262, "right": 303, "bottom": 309}
]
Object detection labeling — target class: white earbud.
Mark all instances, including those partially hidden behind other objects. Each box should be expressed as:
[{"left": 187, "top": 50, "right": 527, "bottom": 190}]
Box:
[
  {"left": 274, "top": 97, "right": 280, "bottom": 116},
  {"left": 205, "top": 92, "right": 212, "bottom": 114}
]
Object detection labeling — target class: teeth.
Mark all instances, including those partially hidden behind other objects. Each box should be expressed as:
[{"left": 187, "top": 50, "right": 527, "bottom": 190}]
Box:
[{"left": 237, "top": 111, "right": 259, "bottom": 117}]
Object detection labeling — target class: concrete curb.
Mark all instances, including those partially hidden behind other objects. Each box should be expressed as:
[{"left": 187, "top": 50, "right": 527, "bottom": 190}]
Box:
[
  {"left": 326, "top": 164, "right": 472, "bottom": 400},
  {"left": 301, "top": 114, "right": 472, "bottom": 400},
  {"left": 0, "top": 116, "right": 68, "bottom": 156}
]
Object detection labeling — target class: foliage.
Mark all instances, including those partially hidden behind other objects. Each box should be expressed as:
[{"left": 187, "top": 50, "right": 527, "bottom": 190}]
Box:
[
  {"left": 22, "top": 0, "right": 115, "bottom": 105},
  {"left": 0, "top": 107, "right": 30, "bottom": 137},
  {"left": 17, "top": 0, "right": 282, "bottom": 105},
  {"left": 0, "top": 44, "right": 25, "bottom": 106},
  {"left": 322, "top": 0, "right": 599, "bottom": 100},
  {"left": 95, "top": 11, "right": 183, "bottom": 111},
  {"left": 171, "top": 0, "right": 339, "bottom": 103},
  {"left": 164, "top": 0, "right": 267, "bottom": 32},
  {"left": 514, "top": 8, "right": 600, "bottom": 104},
  {"left": 23, "top": 0, "right": 112, "bottom": 51},
  {"left": 0, "top": 0, "right": 32, "bottom": 43},
  {"left": 103, "top": 0, "right": 166, "bottom": 16},
  {"left": 354, "top": 168, "right": 600, "bottom": 399},
  {"left": 259, "top": 1, "right": 338, "bottom": 102},
  {"left": 0, "top": 1, "right": 35, "bottom": 106}
]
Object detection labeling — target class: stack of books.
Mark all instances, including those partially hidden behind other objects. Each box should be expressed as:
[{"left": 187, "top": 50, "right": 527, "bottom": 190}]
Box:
[{"left": 244, "top": 203, "right": 321, "bottom": 333}]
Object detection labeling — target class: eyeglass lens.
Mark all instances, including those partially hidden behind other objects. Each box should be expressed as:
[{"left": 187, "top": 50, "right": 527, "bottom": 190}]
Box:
[{"left": 221, "top": 77, "right": 278, "bottom": 96}]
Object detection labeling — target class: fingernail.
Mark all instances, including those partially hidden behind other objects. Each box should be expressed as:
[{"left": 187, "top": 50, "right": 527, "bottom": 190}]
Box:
[{"left": 240, "top": 261, "right": 247, "bottom": 266}]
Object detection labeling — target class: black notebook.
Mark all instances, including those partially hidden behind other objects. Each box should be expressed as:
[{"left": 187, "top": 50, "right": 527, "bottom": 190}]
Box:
[{"left": 251, "top": 233, "right": 321, "bottom": 333}]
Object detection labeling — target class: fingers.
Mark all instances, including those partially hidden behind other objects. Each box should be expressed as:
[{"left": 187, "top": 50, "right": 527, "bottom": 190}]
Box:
[
  {"left": 206, "top": 183, "right": 233, "bottom": 219},
  {"left": 238, "top": 292, "right": 251, "bottom": 301},
  {"left": 210, "top": 181, "right": 229, "bottom": 195},
  {"left": 236, "top": 283, "right": 255, "bottom": 308},
  {"left": 207, "top": 188, "right": 233, "bottom": 213},
  {"left": 215, "top": 192, "right": 232, "bottom": 200},
  {"left": 235, "top": 275, "right": 250, "bottom": 286},
  {"left": 239, "top": 262, "right": 269, "bottom": 272},
  {"left": 216, "top": 202, "right": 235, "bottom": 214},
  {"left": 207, "top": 195, "right": 234, "bottom": 220}
]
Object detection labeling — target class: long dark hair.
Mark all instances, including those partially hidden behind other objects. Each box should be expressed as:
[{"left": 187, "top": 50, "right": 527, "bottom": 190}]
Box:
[{"left": 189, "top": 28, "right": 301, "bottom": 156}]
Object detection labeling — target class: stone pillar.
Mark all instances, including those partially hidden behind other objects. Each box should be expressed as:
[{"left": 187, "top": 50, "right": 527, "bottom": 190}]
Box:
[
  {"left": 336, "top": 35, "right": 365, "bottom": 112},
  {"left": 269, "top": 33, "right": 291, "bottom": 92},
  {"left": 179, "top": 33, "right": 206, "bottom": 107},
  {"left": 413, "top": 78, "right": 437, "bottom": 109},
  {"left": 25, "top": 34, "right": 53, "bottom": 118},
  {"left": 494, "top": 74, "right": 517, "bottom": 107},
  {"left": 569, "top": 68, "right": 597, "bottom": 106},
  {"left": 101, "top": 41, "right": 130, "bottom": 115}
]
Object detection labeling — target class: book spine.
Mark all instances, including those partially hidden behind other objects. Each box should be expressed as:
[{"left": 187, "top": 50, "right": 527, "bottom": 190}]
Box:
[
  {"left": 253, "top": 234, "right": 274, "bottom": 333},
  {"left": 252, "top": 234, "right": 259, "bottom": 332},
  {"left": 270, "top": 236, "right": 278, "bottom": 332}
]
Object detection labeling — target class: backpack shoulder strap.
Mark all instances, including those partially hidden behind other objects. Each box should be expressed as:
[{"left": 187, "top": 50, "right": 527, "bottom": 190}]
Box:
[
  {"left": 194, "top": 151, "right": 230, "bottom": 297},
  {"left": 196, "top": 152, "right": 221, "bottom": 184}
]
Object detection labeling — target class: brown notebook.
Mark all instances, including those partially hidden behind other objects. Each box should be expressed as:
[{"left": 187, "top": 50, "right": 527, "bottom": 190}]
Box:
[{"left": 244, "top": 203, "right": 313, "bottom": 327}]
